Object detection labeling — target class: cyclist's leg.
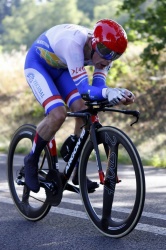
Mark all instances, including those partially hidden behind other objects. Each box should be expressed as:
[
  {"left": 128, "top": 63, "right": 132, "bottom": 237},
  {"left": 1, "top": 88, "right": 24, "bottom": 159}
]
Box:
[
  {"left": 55, "top": 70, "right": 86, "bottom": 136},
  {"left": 24, "top": 56, "right": 67, "bottom": 192}
]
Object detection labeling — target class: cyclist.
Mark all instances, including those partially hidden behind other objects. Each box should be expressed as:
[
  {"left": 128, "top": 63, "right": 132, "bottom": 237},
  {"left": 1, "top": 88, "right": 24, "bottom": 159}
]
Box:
[{"left": 24, "top": 19, "right": 135, "bottom": 193}]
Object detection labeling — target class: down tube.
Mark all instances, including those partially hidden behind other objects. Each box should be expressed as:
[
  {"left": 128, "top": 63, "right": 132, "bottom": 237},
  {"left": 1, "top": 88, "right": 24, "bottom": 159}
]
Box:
[{"left": 101, "top": 132, "right": 118, "bottom": 229}]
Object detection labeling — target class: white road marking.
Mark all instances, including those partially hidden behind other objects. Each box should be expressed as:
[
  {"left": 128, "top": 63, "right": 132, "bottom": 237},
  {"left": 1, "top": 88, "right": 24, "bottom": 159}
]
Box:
[{"left": 0, "top": 195, "right": 166, "bottom": 236}]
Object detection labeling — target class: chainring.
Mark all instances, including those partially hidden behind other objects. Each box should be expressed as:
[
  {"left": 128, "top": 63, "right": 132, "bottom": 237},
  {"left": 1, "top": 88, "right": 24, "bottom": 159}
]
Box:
[{"left": 45, "top": 169, "right": 63, "bottom": 206}]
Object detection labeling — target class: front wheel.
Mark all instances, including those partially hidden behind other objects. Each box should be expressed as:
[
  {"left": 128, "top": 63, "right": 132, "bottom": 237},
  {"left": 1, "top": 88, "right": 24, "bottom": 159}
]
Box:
[
  {"left": 79, "top": 126, "right": 145, "bottom": 238},
  {"left": 7, "top": 124, "right": 52, "bottom": 221}
]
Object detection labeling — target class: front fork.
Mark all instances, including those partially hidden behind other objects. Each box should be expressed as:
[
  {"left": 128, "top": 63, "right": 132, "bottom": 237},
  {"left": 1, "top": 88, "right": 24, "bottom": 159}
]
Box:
[
  {"left": 90, "top": 121, "right": 118, "bottom": 185},
  {"left": 90, "top": 121, "right": 105, "bottom": 185},
  {"left": 90, "top": 117, "right": 119, "bottom": 229}
]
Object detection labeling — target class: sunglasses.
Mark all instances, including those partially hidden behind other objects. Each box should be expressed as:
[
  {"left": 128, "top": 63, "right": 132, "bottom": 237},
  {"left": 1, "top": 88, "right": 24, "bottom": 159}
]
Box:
[{"left": 96, "top": 43, "right": 122, "bottom": 61}]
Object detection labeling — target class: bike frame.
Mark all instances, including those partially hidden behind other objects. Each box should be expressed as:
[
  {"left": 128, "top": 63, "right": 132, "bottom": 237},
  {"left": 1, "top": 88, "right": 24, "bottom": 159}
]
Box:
[
  {"left": 47, "top": 111, "right": 103, "bottom": 190},
  {"left": 47, "top": 105, "right": 139, "bottom": 192}
]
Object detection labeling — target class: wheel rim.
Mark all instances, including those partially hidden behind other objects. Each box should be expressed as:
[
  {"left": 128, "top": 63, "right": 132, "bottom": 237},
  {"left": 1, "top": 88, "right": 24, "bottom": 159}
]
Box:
[
  {"left": 79, "top": 128, "right": 145, "bottom": 237},
  {"left": 7, "top": 125, "right": 52, "bottom": 221}
]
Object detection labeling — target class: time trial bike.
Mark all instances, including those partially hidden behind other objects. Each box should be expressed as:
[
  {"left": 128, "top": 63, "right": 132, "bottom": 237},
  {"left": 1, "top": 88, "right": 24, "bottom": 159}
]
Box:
[{"left": 7, "top": 98, "right": 145, "bottom": 238}]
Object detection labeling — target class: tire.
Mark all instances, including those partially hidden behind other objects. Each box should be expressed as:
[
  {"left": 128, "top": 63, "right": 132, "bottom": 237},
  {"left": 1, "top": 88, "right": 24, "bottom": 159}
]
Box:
[
  {"left": 79, "top": 126, "right": 145, "bottom": 238},
  {"left": 7, "top": 124, "right": 52, "bottom": 221}
]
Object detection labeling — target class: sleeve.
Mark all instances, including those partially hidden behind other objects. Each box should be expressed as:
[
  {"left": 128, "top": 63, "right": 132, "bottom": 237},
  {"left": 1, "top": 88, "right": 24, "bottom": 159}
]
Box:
[
  {"left": 61, "top": 39, "right": 110, "bottom": 101},
  {"left": 92, "top": 63, "right": 112, "bottom": 87}
]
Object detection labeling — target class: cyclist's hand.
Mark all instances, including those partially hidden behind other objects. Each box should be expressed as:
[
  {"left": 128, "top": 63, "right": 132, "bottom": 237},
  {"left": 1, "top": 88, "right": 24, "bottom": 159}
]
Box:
[
  {"left": 117, "top": 88, "right": 135, "bottom": 105},
  {"left": 106, "top": 88, "right": 126, "bottom": 106}
]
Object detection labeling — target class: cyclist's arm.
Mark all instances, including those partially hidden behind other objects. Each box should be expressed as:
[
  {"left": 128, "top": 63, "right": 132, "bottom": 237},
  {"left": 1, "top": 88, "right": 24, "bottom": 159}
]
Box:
[
  {"left": 92, "top": 64, "right": 112, "bottom": 96},
  {"left": 63, "top": 40, "right": 110, "bottom": 100}
]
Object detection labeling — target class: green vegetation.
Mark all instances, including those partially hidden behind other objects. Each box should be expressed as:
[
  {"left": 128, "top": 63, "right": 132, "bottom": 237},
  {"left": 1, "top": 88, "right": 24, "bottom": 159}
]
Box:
[
  {"left": 120, "top": 0, "right": 166, "bottom": 67},
  {"left": 0, "top": 0, "right": 165, "bottom": 167}
]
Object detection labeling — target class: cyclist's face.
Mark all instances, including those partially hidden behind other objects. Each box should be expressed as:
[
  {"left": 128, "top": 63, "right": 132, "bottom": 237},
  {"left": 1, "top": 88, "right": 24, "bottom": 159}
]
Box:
[{"left": 92, "top": 51, "right": 112, "bottom": 69}]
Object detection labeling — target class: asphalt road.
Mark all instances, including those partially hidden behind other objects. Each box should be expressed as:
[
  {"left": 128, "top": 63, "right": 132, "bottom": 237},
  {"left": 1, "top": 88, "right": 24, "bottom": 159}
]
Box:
[{"left": 0, "top": 153, "right": 166, "bottom": 250}]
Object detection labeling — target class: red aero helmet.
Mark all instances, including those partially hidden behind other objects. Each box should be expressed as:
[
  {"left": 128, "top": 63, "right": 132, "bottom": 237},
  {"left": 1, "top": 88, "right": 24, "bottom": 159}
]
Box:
[{"left": 93, "top": 19, "right": 128, "bottom": 54}]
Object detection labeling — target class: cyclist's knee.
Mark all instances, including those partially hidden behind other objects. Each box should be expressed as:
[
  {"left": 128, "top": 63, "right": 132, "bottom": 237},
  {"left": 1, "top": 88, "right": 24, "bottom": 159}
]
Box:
[
  {"left": 70, "top": 99, "right": 86, "bottom": 112},
  {"left": 48, "top": 106, "right": 67, "bottom": 126}
]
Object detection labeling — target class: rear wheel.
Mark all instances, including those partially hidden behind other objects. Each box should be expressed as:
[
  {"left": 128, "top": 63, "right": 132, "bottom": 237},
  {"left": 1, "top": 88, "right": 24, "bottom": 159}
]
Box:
[
  {"left": 79, "top": 126, "right": 145, "bottom": 238},
  {"left": 7, "top": 124, "right": 52, "bottom": 221}
]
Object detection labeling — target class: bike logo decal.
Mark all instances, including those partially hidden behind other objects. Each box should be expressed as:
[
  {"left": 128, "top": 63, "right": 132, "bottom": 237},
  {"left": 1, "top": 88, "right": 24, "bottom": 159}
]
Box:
[
  {"left": 105, "top": 132, "right": 117, "bottom": 146},
  {"left": 104, "top": 132, "right": 117, "bottom": 195},
  {"left": 104, "top": 152, "right": 116, "bottom": 195},
  {"left": 65, "top": 129, "right": 86, "bottom": 174}
]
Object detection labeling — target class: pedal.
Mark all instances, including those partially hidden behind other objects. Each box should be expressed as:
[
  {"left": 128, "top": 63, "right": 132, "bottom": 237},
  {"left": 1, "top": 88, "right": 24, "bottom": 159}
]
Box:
[
  {"left": 44, "top": 169, "right": 63, "bottom": 207},
  {"left": 87, "top": 183, "right": 99, "bottom": 193},
  {"left": 65, "top": 183, "right": 80, "bottom": 193},
  {"left": 15, "top": 167, "right": 25, "bottom": 185}
]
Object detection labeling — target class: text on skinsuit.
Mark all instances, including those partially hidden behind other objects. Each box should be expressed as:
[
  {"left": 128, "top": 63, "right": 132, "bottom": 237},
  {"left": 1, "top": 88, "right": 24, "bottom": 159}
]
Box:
[
  {"left": 37, "top": 40, "right": 50, "bottom": 48},
  {"left": 27, "top": 73, "right": 45, "bottom": 98}
]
